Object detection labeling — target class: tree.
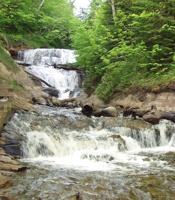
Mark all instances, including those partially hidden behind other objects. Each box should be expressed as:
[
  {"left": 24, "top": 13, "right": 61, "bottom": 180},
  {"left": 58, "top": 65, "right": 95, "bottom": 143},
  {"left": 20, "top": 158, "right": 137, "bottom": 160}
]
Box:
[
  {"left": 109, "top": 0, "right": 116, "bottom": 19},
  {"left": 72, "top": 0, "right": 175, "bottom": 101},
  {"left": 0, "top": 0, "right": 77, "bottom": 48}
]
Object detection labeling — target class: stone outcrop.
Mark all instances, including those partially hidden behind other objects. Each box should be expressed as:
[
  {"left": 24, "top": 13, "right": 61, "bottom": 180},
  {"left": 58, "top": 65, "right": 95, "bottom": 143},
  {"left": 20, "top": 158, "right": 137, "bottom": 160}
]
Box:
[
  {"left": 0, "top": 147, "right": 27, "bottom": 199},
  {"left": 80, "top": 101, "right": 119, "bottom": 118},
  {"left": 0, "top": 174, "right": 13, "bottom": 189},
  {"left": 112, "top": 91, "right": 175, "bottom": 124},
  {"left": 79, "top": 91, "right": 175, "bottom": 125}
]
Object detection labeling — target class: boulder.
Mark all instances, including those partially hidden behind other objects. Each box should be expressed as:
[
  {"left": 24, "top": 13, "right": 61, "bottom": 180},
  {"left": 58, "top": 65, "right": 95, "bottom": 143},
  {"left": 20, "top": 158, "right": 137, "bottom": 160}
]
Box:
[
  {"left": 81, "top": 103, "right": 118, "bottom": 118},
  {"left": 44, "top": 87, "right": 59, "bottom": 97},
  {"left": 0, "top": 155, "right": 27, "bottom": 172},
  {"left": 108, "top": 135, "right": 127, "bottom": 151},
  {"left": 142, "top": 111, "right": 162, "bottom": 125},
  {"left": 0, "top": 174, "right": 13, "bottom": 189},
  {"left": 81, "top": 103, "right": 94, "bottom": 117},
  {"left": 94, "top": 106, "right": 118, "bottom": 117},
  {"left": 32, "top": 96, "right": 46, "bottom": 105}
]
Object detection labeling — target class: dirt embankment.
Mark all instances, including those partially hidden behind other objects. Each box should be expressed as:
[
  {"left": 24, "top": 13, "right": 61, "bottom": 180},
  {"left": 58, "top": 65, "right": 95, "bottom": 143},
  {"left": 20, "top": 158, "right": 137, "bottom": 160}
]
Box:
[
  {"left": 0, "top": 58, "right": 43, "bottom": 199},
  {"left": 0, "top": 61, "right": 43, "bottom": 110},
  {"left": 79, "top": 80, "right": 175, "bottom": 125}
]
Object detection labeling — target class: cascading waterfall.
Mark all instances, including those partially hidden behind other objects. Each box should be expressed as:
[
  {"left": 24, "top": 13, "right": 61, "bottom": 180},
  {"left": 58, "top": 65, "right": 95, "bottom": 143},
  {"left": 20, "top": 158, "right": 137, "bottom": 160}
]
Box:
[
  {"left": 6, "top": 48, "right": 175, "bottom": 199},
  {"left": 18, "top": 49, "right": 81, "bottom": 99},
  {"left": 18, "top": 48, "right": 76, "bottom": 65},
  {"left": 5, "top": 109, "right": 175, "bottom": 172}
]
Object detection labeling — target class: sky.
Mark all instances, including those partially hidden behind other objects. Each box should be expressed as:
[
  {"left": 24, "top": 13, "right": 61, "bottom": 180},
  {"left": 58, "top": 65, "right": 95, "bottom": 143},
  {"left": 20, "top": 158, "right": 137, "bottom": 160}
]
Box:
[
  {"left": 74, "top": 0, "right": 91, "bottom": 14},
  {"left": 74, "top": 0, "right": 91, "bottom": 9}
]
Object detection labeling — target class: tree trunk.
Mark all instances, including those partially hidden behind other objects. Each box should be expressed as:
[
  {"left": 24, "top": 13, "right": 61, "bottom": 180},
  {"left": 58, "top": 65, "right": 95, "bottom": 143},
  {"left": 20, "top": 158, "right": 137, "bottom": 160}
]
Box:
[
  {"left": 109, "top": 0, "right": 116, "bottom": 19},
  {"left": 38, "top": 0, "right": 45, "bottom": 10}
]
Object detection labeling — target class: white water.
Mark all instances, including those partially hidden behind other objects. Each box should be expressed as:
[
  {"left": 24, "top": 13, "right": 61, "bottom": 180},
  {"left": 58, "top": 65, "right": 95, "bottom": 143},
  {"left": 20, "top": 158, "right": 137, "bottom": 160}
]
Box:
[
  {"left": 26, "top": 65, "right": 80, "bottom": 99},
  {"left": 18, "top": 49, "right": 81, "bottom": 99},
  {"left": 15, "top": 48, "right": 175, "bottom": 172},
  {"left": 11, "top": 110, "right": 174, "bottom": 172},
  {"left": 18, "top": 48, "right": 76, "bottom": 65}
]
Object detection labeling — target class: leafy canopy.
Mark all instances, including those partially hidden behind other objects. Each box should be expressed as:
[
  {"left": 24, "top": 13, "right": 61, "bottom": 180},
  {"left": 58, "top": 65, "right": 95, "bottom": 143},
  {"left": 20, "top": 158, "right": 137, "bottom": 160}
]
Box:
[{"left": 72, "top": 0, "right": 175, "bottom": 101}]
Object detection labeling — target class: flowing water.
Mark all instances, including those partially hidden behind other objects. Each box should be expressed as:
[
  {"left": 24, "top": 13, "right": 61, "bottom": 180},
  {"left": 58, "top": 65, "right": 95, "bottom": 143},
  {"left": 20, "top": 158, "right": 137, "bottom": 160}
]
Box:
[
  {"left": 3, "top": 107, "right": 175, "bottom": 200},
  {"left": 18, "top": 49, "right": 81, "bottom": 99},
  {"left": 4, "top": 49, "right": 175, "bottom": 199}
]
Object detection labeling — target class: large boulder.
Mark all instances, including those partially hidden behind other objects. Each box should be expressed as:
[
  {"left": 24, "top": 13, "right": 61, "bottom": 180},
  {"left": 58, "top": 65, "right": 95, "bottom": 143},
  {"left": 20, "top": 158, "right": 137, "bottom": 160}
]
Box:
[
  {"left": 94, "top": 106, "right": 118, "bottom": 117},
  {"left": 81, "top": 103, "right": 94, "bottom": 117},
  {"left": 0, "top": 174, "right": 13, "bottom": 189},
  {"left": 142, "top": 110, "right": 162, "bottom": 125},
  {"left": 51, "top": 97, "right": 62, "bottom": 107},
  {"left": 32, "top": 95, "right": 47, "bottom": 105},
  {"left": 80, "top": 103, "right": 118, "bottom": 118},
  {"left": 44, "top": 87, "right": 59, "bottom": 97}
]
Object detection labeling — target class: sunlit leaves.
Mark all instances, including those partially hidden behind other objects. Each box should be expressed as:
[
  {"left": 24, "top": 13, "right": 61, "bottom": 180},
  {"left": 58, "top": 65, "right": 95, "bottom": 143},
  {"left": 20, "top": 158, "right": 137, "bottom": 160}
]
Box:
[
  {"left": 72, "top": 0, "right": 175, "bottom": 101},
  {"left": 0, "top": 0, "right": 76, "bottom": 48}
]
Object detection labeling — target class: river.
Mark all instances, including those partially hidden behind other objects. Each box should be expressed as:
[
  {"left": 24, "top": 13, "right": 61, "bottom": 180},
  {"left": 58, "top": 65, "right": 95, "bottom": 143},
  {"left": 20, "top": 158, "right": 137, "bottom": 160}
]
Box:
[{"left": 3, "top": 49, "right": 175, "bottom": 199}]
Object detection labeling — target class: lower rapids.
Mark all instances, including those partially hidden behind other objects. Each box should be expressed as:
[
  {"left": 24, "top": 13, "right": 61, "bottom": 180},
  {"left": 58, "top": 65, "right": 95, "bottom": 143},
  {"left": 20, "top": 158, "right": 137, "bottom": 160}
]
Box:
[{"left": 3, "top": 105, "right": 175, "bottom": 200}]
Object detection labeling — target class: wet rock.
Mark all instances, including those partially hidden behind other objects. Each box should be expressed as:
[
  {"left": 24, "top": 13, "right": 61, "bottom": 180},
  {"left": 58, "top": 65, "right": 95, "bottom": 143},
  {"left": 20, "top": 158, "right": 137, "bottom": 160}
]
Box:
[
  {"left": 81, "top": 103, "right": 94, "bottom": 117},
  {"left": 51, "top": 97, "right": 61, "bottom": 107},
  {"left": 94, "top": 106, "right": 118, "bottom": 117},
  {"left": 0, "top": 155, "right": 27, "bottom": 172},
  {"left": 103, "top": 117, "right": 151, "bottom": 130},
  {"left": 32, "top": 96, "right": 47, "bottom": 105},
  {"left": 0, "top": 132, "right": 22, "bottom": 157},
  {"left": 0, "top": 145, "right": 27, "bottom": 172},
  {"left": 46, "top": 98, "right": 53, "bottom": 107},
  {"left": 161, "top": 111, "right": 175, "bottom": 123},
  {"left": 142, "top": 111, "right": 162, "bottom": 125},
  {"left": 81, "top": 103, "right": 118, "bottom": 118},
  {"left": 108, "top": 135, "right": 127, "bottom": 151},
  {"left": 0, "top": 174, "right": 13, "bottom": 189},
  {"left": 60, "top": 98, "right": 77, "bottom": 108},
  {"left": 44, "top": 87, "right": 59, "bottom": 97},
  {"left": 65, "top": 192, "right": 83, "bottom": 200}
]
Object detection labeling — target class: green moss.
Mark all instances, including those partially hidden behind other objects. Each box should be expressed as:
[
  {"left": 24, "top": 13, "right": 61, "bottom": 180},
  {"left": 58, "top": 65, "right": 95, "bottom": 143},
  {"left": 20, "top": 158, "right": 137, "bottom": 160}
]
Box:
[
  {"left": 7, "top": 79, "right": 24, "bottom": 91},
  {"left": 0, "top": 45, "right": 19, "bottom": 72}
]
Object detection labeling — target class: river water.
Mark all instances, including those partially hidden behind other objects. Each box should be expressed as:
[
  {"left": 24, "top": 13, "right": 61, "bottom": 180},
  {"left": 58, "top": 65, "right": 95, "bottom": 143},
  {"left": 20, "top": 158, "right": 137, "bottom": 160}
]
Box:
[
  {"left": 4, "top": 106, "right": 175, "bottom": 200},
  {"left": 18, "top": 48, "right": 81, "bottom": 99},
  {"left": 4, "top": 49, "right": 175, "bottom": 199}
]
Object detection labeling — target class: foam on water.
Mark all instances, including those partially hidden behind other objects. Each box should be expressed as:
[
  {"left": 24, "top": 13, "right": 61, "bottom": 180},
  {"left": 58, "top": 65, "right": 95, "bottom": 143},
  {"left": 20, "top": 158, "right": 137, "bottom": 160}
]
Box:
[
  {"left": 20, "top": 121, "right": 175, "bottom": 172},
  {"left": 25, "top": 66, "right": 80, "bottom": 99},
  {"left": 18, "top": 49, "right": 81, "bottom": 99}
]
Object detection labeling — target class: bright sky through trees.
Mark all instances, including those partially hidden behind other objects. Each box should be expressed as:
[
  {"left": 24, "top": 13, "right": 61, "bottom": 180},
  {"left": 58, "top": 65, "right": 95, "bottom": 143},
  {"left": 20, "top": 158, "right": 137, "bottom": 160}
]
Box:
[
  {"left": 74, "top": 0, "right": 90, "bottom": 9},
  {"left": 74, "top": 0, "right": 91, "bottom": 13}
]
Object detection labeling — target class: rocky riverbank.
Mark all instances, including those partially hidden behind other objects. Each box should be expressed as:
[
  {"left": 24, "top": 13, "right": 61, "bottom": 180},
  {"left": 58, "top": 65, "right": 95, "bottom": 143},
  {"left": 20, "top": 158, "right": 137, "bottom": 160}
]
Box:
[
  {"left": 0, "top": 56, "right": 43, "bottom": 199},
  {"left": 79, "top": 81, "right": 175, "bottom": 125},
  {"left": 1, "top": 47, "right": 175, "bottom": 199}
]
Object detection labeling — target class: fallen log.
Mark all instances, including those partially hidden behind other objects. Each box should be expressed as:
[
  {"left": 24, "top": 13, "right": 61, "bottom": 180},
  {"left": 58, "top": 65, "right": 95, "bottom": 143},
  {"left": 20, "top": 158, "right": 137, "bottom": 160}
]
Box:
[
  {"left": 15, "top": 60, "right": 31, "bottom": 66},
  {"left": 123, "top": 105, "right": 155, "bottom": 119},
  {"left": 24, "top": 69, "right": 53, "bottom": 88},
  {"left": 161, "top": 111, "right": 175, "bottom": 123},
  {"left": 53, "top": 64, "right": 83, "bottom": 72}
]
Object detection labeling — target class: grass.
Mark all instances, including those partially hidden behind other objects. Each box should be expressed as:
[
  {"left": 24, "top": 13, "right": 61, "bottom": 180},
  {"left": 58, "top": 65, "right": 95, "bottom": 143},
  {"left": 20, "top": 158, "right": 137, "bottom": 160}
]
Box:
[{"left": 0, "top": 45, "right": 19, "bottom": 72}]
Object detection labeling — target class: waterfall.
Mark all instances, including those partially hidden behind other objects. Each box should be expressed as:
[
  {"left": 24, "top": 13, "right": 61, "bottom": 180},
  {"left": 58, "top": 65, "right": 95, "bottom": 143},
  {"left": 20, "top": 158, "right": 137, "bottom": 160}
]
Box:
[
  {"left": 18, "top": 48, "right": 76, "bottom": 65},
  {"left": 18, "top": 48, "right": 82, "bottom": 99},
  {"left": 5, "top": 108, "right": 175, "bottom": 171}
]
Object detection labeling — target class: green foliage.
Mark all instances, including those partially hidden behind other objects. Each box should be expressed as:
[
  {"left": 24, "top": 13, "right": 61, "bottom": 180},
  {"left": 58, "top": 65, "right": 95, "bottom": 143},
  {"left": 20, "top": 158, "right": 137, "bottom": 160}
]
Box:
[
  {"left": 7, "top": 79, "right": 24, "bottom": 91},
  {"left": 72, "top": 0, "right": 175, "bottom": 102},
  {"left": 0, "top": 0, "right": 77, "bottom": 48},
  {"left": 0, "top": 45, "right": 19, "bottom": 72}
]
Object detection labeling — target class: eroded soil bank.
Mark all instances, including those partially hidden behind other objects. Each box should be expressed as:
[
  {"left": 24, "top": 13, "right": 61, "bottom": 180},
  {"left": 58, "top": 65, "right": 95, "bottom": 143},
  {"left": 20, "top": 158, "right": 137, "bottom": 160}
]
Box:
[{"left": 1, "top": 49, "right": 175, "bottom": 199}]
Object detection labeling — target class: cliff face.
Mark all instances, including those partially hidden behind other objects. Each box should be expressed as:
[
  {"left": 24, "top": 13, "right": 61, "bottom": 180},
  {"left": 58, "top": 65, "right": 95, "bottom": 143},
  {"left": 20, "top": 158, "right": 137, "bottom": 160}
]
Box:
[
  {"left": 0, "top": 59, "right": 43, "bottom": 132},
  {"left": 0, "top": 61, "right": 43, "bottom": 110},
  {"left": 111, "top": 89, "right": 175, "bottom": 113}
]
